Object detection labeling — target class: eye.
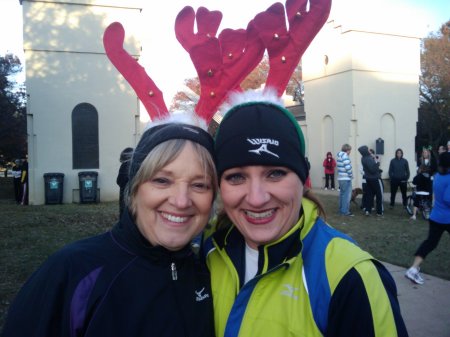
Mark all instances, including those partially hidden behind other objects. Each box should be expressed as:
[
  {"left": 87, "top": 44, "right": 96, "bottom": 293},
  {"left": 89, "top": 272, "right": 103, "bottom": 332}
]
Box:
[
  {"left": 223, "top": 172, "right": 245, "bottom": 185},
  {"left": 151, "top": 176, "right": 170, "bottom": 186},
  {"left": 267, "top": 169, "right": 288, "bottom": 180},
  {"left": 192, "top": 181, "right": 211, "bottom": 192}
]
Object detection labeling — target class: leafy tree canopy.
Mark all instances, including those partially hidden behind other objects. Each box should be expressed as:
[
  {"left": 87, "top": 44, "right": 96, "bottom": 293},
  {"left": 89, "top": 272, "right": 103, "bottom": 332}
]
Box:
[
  {"left": 0, "top": 53, "right": 27, "bottom": 164},
  {"left": 417, "top": 21, "right": 450, "bottom": 154}
]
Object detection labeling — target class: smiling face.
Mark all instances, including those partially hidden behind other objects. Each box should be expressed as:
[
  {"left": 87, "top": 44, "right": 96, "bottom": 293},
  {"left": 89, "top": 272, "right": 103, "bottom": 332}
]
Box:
[
  {"left": 133, "top": 142, "right": 214, "bottom": 251},
  {"left": 220, "top": 165, "right": 303, "bottom": 249}
]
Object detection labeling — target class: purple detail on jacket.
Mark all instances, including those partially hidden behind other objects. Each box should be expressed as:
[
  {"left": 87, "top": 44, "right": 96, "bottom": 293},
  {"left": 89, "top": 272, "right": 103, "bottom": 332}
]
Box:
[{"left": 70, "top": 266, "right": 103, "bottom": 337}]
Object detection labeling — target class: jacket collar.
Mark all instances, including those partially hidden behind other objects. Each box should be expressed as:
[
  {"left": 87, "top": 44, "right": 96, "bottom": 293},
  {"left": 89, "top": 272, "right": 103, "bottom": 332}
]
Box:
[
  {"left": 213, "top": 198, "right": 319, "bottom": 285},
  {"left": 111, "top": 209, "right": 194, "bottom": 262}
]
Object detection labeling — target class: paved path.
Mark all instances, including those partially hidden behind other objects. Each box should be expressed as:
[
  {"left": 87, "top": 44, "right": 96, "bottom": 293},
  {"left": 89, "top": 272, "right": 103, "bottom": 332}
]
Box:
[{"left": 384, "top": 263, "right": 450, "bottom": 337}]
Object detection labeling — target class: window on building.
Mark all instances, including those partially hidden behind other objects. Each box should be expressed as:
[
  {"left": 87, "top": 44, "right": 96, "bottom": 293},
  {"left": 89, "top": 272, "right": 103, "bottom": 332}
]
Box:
[{"left": 72, "top": 103, "right": 99, "bottom": 169}]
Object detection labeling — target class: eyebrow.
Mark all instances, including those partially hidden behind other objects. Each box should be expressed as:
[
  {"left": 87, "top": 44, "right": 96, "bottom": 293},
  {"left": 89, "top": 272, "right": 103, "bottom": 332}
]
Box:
[{"left": 155, "top": 169, "right": 210, "bottom": 181}]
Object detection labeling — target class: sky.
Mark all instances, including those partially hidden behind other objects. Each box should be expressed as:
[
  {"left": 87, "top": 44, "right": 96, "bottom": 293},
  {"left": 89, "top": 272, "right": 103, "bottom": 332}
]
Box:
[{"left": 0, "top": 0, "right": 449, "bottom": 101}]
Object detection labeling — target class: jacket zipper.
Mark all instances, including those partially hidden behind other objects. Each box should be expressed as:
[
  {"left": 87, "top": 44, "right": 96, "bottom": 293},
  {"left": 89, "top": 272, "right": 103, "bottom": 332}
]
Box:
[{"left": 171, "top": 262, "right": 178, "bottom": 280}]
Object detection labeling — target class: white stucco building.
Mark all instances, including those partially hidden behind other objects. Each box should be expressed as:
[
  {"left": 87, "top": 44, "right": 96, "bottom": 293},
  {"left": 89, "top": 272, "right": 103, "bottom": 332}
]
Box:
[
  {"left": 22, "top": 0, "right": 145, "bottom": 204},
  {"left": 302, "top": 0, "right": 421, "bottom": 188}
]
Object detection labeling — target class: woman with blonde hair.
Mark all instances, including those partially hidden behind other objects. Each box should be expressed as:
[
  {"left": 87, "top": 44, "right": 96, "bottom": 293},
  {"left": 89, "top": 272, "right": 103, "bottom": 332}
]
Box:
[{"left": 3, "top": 21, "right": 218, "bottom": 337}]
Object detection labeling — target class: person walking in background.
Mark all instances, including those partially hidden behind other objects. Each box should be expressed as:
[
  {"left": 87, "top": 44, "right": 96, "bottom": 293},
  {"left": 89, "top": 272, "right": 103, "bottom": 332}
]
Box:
[
  {"left": 11, "top": 159, "right": 22, "bottom": 204},
  {"left": 116, "top": 147, "right": 133, "bottom": 217},
  {"left": 337, "top": 144, "right": 354, "bottom": 216},
  {"left": 388, "top": 148, "right": 410, "bottom": 208},
  {"left": 409, "top": 164, "right": 433, "bottom": 220},
  {"left": 359, "top": 146, "right": 384, "bottom": 216},
  {"left": 405, "top": 152, "right": 450, "bottom": 284},
  {"left": 322, "top": 151, "right": 336, "bottom": 190},
  {"left": 20, "top": 157, "right": 28, "bottom": 206}
]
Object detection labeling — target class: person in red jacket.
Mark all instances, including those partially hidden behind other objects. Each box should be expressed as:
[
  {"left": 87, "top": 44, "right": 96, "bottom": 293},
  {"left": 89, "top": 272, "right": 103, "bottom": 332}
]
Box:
[{"left": 323, "top": 151, "right": 336, "bottom": 190}]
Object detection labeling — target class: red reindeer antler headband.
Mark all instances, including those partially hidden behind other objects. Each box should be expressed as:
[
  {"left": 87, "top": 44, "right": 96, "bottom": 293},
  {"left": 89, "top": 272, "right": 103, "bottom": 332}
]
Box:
[
  {"left": 103, "top": 0, "right": 331, "bottom": 124},
  {"left": 103, "top": 22, "right": 169, "bottom": 121},
  {"left": 255, "top": 0, "right": 332, "bottom": 96},
  {"left": 174, "top": 6, "right": 265, "bottom": 122}
]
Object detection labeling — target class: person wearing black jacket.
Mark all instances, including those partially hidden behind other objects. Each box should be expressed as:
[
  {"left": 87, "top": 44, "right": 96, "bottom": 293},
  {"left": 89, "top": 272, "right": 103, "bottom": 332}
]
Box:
[
  {"left": 359, "top": 145, "right": 384, "bottom": 216},
  {"left": 11, "top": 159, "right": 22, "bottom": 204},
  {"left": 388, "top": 148, "right": 410, "bottom": 208},
  {"left": 417, "top": 147, "right": 437, "bottom": 176},
  {"left": 19, "top": 157, "right": 28, "bottom": 205},
  {"left": 116, "top": 147, "right": 133, "bottom": 217},
  {"left": 2, "top": 123, "right": 217, "bottom": 337}
]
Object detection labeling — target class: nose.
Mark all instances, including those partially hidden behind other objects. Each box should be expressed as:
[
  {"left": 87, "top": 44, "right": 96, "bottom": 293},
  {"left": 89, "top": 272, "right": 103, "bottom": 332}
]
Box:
[
  {"left": 245, "top": 178, "right": 270, "bottom": 207},
  {"left": 169, "top": 184, "right": 192, "bottom": 209}
]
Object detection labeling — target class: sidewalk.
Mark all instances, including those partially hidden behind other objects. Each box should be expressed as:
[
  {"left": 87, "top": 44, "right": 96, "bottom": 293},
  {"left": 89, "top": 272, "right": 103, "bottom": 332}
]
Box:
[{"left": 383, "top": 263, "right": 450, "bottom": 337}]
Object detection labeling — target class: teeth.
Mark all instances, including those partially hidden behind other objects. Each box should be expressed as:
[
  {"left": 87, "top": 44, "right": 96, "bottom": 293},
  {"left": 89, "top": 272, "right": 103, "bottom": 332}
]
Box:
[
  {"left": 161, "top": 212, "right": 188, "bottom": 223},
  {"left": 245, "top": 209, "right": 274, "bottom": 219}
]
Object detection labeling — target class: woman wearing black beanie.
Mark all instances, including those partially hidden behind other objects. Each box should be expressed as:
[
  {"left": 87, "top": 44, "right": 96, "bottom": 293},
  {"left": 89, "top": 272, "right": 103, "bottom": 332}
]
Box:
[
  {"left": 2, "top": 21, "right": 218, "bottom": 337},
  {"left": 205, "top": 90, "right": 408, "bottom": 337},
  {"left": 2, "top": 122, "right": 218, "bottom": 337}
]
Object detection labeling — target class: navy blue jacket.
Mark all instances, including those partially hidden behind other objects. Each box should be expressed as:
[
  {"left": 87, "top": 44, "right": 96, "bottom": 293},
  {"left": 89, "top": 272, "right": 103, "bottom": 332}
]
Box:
[
  {"left": 2, "top": 211, "right": 214, "bottom": 337},
  {"left": 358, "top": 146, "right": 381, "bottom": 180}
]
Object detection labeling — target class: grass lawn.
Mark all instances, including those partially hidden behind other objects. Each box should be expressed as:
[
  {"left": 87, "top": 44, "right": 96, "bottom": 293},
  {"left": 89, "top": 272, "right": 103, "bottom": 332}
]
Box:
[{"left": 0, "top": 191, "right": 449, "bottom": 330}]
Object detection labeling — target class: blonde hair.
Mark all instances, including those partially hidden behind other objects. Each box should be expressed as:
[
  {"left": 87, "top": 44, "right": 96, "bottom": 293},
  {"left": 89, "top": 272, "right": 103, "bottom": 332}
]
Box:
[
  {"left": 341, "top": 143, "right": 352, "bottom": 152},
  {"left": 126, "top": 139, "right": 218, "bottom": 217}
]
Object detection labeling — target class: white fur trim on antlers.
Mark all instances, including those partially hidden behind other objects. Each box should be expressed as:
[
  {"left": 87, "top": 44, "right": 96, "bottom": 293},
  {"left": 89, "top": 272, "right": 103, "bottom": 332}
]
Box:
[{"left": 219, "top": 87, "right": 284, "bottom": 115}]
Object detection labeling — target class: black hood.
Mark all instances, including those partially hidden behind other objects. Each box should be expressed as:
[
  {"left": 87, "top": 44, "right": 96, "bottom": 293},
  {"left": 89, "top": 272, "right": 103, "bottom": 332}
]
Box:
[
  {"left": 358, "top": 145, "right": 370, "bottom": 156},
  {"left": 395, "top": 148, "right": 403, "bottom": 158}
]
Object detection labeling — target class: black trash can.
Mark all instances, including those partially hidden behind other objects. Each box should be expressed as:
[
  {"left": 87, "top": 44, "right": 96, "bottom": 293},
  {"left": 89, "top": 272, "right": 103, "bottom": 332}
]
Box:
[
  {"left": 43, "top": 173, "right": 64, "bottom": 204},
  {"left": 78, "top": 171, "right": 98, "bottom": 203}
]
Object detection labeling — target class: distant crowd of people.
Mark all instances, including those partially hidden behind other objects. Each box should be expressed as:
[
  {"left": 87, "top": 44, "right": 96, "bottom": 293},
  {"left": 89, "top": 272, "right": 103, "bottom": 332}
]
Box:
[
  {"left": 323, "top": 140, "right": 450, "bottom": 285},
  {"left": 323, "top": 141, "right": 450, "bottom": 216}
]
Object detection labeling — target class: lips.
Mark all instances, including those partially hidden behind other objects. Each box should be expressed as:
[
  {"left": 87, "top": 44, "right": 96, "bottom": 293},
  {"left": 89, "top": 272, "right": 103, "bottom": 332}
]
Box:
[
  {"left": 160, "top": 211, "right": 190, "bottom": 224},
  {"left": 244, "top": 209, "right": 276, "bottom": 224}
]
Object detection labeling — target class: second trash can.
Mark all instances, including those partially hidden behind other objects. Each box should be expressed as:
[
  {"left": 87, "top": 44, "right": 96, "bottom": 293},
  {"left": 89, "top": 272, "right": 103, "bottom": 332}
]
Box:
[
  {"left": 78, "top": 171, "right": 98, "bottom": 203},
  {"left": 44, "top": 173, "right": 64, "bottom": 204}
]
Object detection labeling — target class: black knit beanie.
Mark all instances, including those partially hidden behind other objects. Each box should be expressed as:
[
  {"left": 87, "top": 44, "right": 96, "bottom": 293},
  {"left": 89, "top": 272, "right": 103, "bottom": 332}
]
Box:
[
  {"left": 439, "top": 152, "right": 450, "bottom": 172},
  {"left": 129, "top": 123, "right": 215, "bottom": 185},
  {"left": 215, "top": 102, "right": 309, "bottom": 183}
]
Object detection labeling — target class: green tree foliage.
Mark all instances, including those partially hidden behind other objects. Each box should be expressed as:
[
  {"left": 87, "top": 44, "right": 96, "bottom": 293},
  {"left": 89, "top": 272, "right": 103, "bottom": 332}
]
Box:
[
  {"left": 417, "top": 21, "right": 450, "bottom": 153},
  {"left": 0, "top": 53, "right": 27, "bottom": 163}
]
